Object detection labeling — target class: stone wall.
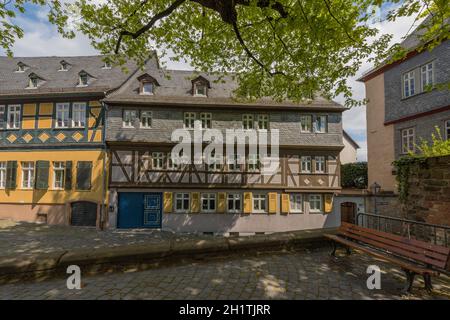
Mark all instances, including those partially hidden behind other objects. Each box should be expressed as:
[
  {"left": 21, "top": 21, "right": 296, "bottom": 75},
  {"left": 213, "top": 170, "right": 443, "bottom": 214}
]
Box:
[{"left": 404, "top": 155, "right": 450, "bottom": 226}]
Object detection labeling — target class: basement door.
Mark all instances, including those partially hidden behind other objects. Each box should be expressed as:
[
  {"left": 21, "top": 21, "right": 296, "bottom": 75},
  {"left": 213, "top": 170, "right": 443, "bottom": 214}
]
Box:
[{"left": 117, "top": 192, "right": 162, "bottom": 229}]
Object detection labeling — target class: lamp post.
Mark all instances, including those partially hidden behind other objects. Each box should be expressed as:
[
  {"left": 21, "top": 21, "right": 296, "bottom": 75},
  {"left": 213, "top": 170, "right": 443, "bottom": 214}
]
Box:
[{"left": 370, "top": 182, "right": 381, "bottom": 215}]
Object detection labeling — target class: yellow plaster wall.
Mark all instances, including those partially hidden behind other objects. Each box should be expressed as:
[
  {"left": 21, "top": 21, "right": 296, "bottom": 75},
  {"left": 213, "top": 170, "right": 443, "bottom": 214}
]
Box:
[
  {"left": 0, "top": 150, "right": 107, "bottom": 205},
  {"left": 39, "top": 103, "right": 53, "bottom": 115},
  {"left": 22, "top": 117, "right": 36, "bottom": 129},
  {"left": 23, "top": 104, "right": 37, "bottom": 116}
]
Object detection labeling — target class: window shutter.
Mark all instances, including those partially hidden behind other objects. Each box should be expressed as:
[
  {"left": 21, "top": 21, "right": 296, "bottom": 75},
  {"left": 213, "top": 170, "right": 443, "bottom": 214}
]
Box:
[
  {"left": 65, "top": 161, "right": 72, "bottom": 190},
  {"left": 35, "top": 160, "right": 49, "bottom": 189},
  {"left": 324, "top": 194, "right": 333, "bottom": 213},
  {"left": 217, "top": 192, "right": 226, "bottom": 213},
  {"left": 281, "top": 194, "right": 290, "bottom": 214},
  {"left": 268, "top": 192, "right": 277, "bottom": 214},
  {"left": 190, "top": 192, "right": 200, "bottom": 213},
  {"left": 163, "top": 192, "right": 172, "bottom": 213},
  {"left": 76, "top": 161, "right": 92, "bottom": 190},
  {"left": 5, "top": 160, "right": 17, "bottom": 189},
  {"left": 243, "top": 192, "right": 252, "bottom": 214}
]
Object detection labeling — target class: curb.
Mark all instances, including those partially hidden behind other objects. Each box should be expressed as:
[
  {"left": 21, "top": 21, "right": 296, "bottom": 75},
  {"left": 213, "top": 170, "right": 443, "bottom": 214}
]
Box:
[{"left": 0, "top": 228, "right": 337, "bottom": 280}]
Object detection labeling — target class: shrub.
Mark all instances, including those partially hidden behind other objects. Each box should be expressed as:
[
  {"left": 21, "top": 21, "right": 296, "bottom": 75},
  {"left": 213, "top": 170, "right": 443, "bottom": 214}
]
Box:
[{"left": 341, "top": 162, "right": 368, "bottom": 189}]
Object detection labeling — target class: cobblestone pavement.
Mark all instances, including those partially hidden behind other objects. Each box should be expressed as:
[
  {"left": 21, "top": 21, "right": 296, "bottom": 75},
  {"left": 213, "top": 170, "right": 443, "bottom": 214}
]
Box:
[
  {"left": 1, "top": 248, "right": 449, "bottom": 300},
  {"left": 0, "top": 219, "right": 212, "bottom": 256}
]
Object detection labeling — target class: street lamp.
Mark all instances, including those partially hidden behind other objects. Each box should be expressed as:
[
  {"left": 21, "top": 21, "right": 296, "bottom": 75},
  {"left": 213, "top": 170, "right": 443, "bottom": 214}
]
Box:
[{"left": 370, "top": 182, "right": 381, "bottom": 215}]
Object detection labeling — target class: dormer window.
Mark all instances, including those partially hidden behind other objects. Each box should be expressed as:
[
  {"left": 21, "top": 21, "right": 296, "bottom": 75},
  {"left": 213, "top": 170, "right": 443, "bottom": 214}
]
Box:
[
  {"left": 77, "top": 70, "right": 93, "bottom": 87},
  {"left": 26, "top": 73, "right": 44, "bottom": 89},
  {"left": 137, "top": 73, "right": 159, "bottom": 95},
  {"left": 16, "top": 62, "right": 29, "bottom": 73},
  {"left": 102, "top": 60, "right": 111, "bottom": 69},
  {"left": 191, "top": 76, "right": 210, "bottom": 97},
  {"left": 29, "top": 76, "right": 38, "bottom": 88},
  {"left": 59, "top": 60, "right": 70, "bottom": 71}
]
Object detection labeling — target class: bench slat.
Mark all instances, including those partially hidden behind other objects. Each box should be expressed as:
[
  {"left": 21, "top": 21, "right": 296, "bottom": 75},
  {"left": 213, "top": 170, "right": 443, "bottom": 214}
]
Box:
[
  {"left": 340, "top": 226, "right": 449, "bottom": 264},
  {"left": 341, "top": 222, "right": 450, "bottom": 256},
  {"left": 324, "top": 234, "right": 438, "bottom": 275}
]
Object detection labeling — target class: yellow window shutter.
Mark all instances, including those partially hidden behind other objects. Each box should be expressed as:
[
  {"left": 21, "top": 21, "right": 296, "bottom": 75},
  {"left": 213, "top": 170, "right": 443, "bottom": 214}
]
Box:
[
  {"left": 163, "top": 192, "right": 172, "bottom": 213},
  {"left": 268, "top": 192, "right": 277, "bottom": 214},
  {"left": 281, "top": 193, "right": 290, "bottom": 214},
  {"left": 191, "top": 192, "right": 200, "bottom": 213},
  {"left": 324, "top": 194, "right": 333, "bottom": 213},
  {"left": 217, "top": 192, "right": 226, "bottom": 213},
  {"left": 243, "top": 192, "right": 252, "bottom": 214}
]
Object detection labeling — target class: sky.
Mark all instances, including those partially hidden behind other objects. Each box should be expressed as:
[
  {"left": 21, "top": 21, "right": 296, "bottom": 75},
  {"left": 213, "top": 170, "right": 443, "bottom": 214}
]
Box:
[{"left": 2, "top": 3, "right": 424, "bottom": 162}]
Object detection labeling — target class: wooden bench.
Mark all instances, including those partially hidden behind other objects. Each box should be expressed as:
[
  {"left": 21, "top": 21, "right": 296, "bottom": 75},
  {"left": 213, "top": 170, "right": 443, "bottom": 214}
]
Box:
[{"left": 325, "top": 222, "right": 450, "bottom": 293}]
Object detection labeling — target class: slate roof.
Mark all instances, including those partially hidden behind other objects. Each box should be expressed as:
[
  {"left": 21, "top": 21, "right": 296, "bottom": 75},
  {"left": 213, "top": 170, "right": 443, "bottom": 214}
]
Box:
[{"left": 0, "top": 55, "right": 139, "bottom": 98}]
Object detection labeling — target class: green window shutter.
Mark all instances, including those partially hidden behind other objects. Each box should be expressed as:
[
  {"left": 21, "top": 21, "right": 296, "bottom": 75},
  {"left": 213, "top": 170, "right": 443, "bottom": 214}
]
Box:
[
  {"left": 65, "top": 161, "right": 72, "bottom": 190},
  {"left": 35, "top": 160, "right": 49, "bottom": 189},
  {"left": 5, "top": 161, "right": 17, "bottom": 189},
  {"left": 76, "top": 161, "right": 92, "bottom": 190}
]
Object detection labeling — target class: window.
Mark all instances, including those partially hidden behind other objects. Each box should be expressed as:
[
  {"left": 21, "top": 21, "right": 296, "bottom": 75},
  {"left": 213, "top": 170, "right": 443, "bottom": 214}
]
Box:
[
  {"left": 200, "top": 112, "right": 212, "bottom": 129},
  {"left": 253, "top": 194, "right": 267, "bottom": 213},
  {"left": 228, "top": 154, "right": 240, "bottom": 171},
  {"left": 55, "top": 103, "right": 70, "bottom": 128},
  {"left": 446, "top": 120, "right": 450, "bottom": 140},
  {"left": 403, "top": 71, "right": 415, "bottom": 98},
  {"left": 21, "top": 162, "right": 34, "bottom": 189},
  {"left": 123, "top": 110, "right": 136, "bottom": 128},
  {"left": 194, "top": 83, "right": 207, "bottom": 96},
  {"left": 300, "top": 115, "right": 312, "bottom": 132},
  {"left": 72, "top": 103, "right": 86, "bottom": 128},
  {"left": 184, "top": 112, "right": 196, "bottom": 129},
  {"left": 421, "top": 62, "right": 433, "bottom": 90},
  {"left": 247, "top": 154, "right": 259, "bottom": 172},
  {"left": 53, "top": 162, "right": 65, "bottom": 189},
  {"left": 401, "top": 127, "right": 415, "bottom": 154},
  {"left": 59, "top": 61, "right": 69, "bottom": 71},
  {"left": 152, "top": 152, "right": 164, "bottom": 169},
  {"left": 78, "top": 72, "right": 88, "bottom": 86},
  {"left": 0, "top": 162, "right": 6, "bottom": 188},
  {"left": 167, "top": 152, "right": 179, "bottom": 170},
  {"left": 289, "top": 193, "right": 303, "bottom": 213},
  {"left": 207, "top": 152, "right": 221, "bottom": 172},
  {"left": 301, "top": 156, "right": 311, "bottom": 173},
  {"left": 0, "top": 105, "right": 4, "bottom": 129},
  {"left": 315, "top": 115, "right": 327, "bottom": 133},
  {"left": 102, "top": 61, "right": 111, "bottom": 69},
  {"left": 258, "top": 114, "right": 269, "bottom": 130},
  {"left": 309, "top": 194, "right": 323, "bottom": 213},
  {"left": 7, "top": 105, "right": 21, "bottom": 129},
  {"left": 201, "top": 193, "right": 216, "bottom": 212},
  {"left": 142, "top": 82, "right": 154, "bottom": 95},
  {"left": 16, "top": 62, "right": 27, "bottom": 72},
  {"left": 227, "top": 193, "right": 241, "bottom": 213},
  {"left": 242, "top": 114, "right": 254, "bottom": 130},
  {"left": 175, "top": 193, "right": 190, "bottom": 212},
  {"left": 315, "top": 156, "right": 325, "bottom": 173},
  {"left": 28, "top": 75, "right": 38, "bottom": 89},
  {"left": 140, "top": 111, "right": 152, "bottom": 128}
]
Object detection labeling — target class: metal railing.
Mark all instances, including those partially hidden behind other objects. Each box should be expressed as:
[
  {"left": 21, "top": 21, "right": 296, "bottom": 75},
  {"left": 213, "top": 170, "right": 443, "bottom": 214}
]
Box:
[{"left": 356, "top": 212, "right": 450, "bottom": 248}]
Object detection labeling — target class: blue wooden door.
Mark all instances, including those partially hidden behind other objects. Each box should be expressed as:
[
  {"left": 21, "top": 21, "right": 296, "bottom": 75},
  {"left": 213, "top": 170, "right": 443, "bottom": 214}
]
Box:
[{"left": 117, "top": 192, "right": 162, "bottom": 229}]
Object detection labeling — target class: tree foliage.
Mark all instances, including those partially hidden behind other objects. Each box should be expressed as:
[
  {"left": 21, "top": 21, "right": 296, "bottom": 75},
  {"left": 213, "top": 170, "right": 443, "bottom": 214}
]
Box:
[
  {"left": 1, "top": 0, "right": 449, "bottom": 106},
  {"left": 341, "top": 162, "right": 368, "bottom": 189}
]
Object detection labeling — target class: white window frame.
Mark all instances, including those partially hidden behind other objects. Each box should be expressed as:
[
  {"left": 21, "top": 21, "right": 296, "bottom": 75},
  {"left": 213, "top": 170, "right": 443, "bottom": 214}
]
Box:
[
  {"left": 53, "top": 161, "right": 65, "bottom": 190},
  {"left": 184, "top": 112, "right": 196, "bottom": 129},
  {"left": 201, "top": 193, "right": 216, "bottom": 213},
  {"left": 315, "top": 115, "right": 327, "bottom": 133},
  {"left": 421, "top": 62, "right": 434, "bottom": 91},
  {"left": 315, "top": 156, "right": 326, "bottom": 174},
  {"left": 55, "top": 103, "right": 70, "bottom": 128},
  {"left": 257, "top": 114, "right": 269, "bottom": 130},
  {"left": 21, "top": 161, "right": 34, "bottom": 189},
  {"left": 309, "top": 194, "right": 323, "bottom": 213},
  {"left": 445, "top": 120, "right": 450, "bottom": 140},
  {"left": 72, "top": 102, "right": 86, "bottom": 128},
  {"left": 200, "top": 112, "right": 212, "bottom": 129},
  {"left": 300, "top": 115, "right": 312, "bottom": 133},
  {"left": 401, "top": 127, "right": 415, "bottom": 154},
  {"left": 289, "top": 193, "right": 303, "bottom": 213},
  {"left": 194, "top": 83, "right": 207, "bottom": 96},
  {"left": 301, "top": 156, "right": 312, "bottom": 173},
  {"left": 227, "top": 193, "right": 241, "bottom": 213},
  {"left": 208, "top": 153, "right": 221, "bottom": 172},
  {"left": 175, "top": 193, "right": 190, "bottom": 213},
  {"left": 228, "top": 154, "right": 241, "bottom": 172},
  {"left": 140, "top": 111, "right": 152, "bottom": 128},
  {"left": 28, "top": 76, "right": 38, "bottom": 89},
  {"left": 0, "top": 162, "right": 6, "bottom": 189},
  {"left": 78, "top": 73, "right": 88, "bottom": 87},
  {"left": 7, "top": 105, "right": 21, "bottom": 129},
  {"left": 122, "top": 110, "right": 136, "bottom": 128},
  {"left": 253, "top": 193, "right": 267, "bottom": 213},
  {"left": 152, "top": 152, "right": 164, "bottom": 169},
  {"left": 141, "top": 82, "right": 154, "bottom": 95},
  {"left": 242, "top": 114, "right": 254, "bottom": 130},
  {"left": 247, "top": 154, "right": 259, "bottom": 172},
  {"left": 403, "top": 70, "right": 415, "bottom": 98}
]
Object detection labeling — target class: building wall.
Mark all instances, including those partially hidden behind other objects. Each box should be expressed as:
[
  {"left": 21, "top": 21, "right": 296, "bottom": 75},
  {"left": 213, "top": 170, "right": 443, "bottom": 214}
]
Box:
[
  {"left": 340, "top": 136, "right": 358, "bottom": 164},
  {"left": 365, "top": 73, "right": 397, "bottom": 192},
  {"left": 384, "top": 40, "right": 450, "bottom": 123}
]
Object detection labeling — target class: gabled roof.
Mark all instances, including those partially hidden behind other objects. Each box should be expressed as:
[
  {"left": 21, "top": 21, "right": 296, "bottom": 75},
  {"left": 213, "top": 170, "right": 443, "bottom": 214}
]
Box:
[{"left": 343, "top": 130, "right": 360, "bottom": 149}]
